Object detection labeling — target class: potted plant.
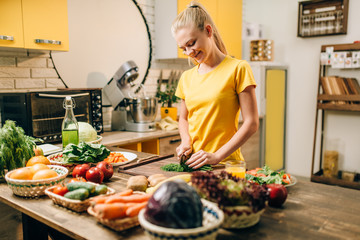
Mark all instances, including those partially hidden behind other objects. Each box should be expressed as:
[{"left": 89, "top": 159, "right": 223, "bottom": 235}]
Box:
[{"left": 156, "top": 71, "right": 181, "bottom": 121}]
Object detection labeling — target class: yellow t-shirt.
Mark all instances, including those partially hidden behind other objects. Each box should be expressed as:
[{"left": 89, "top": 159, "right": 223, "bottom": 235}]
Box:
[{"left": 175, "top": 55, "right": 256, "bottom": 163}]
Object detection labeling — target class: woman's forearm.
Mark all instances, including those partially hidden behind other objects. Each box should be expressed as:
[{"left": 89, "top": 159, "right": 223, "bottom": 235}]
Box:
[{"left": 178, "top": 117, "right": 191, "bottom": 145}]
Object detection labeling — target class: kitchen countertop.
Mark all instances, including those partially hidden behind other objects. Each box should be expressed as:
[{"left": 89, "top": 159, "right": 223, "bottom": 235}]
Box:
[
  {"left": 100, "top": 129, "right": 179, "bottom": 147},
  {"left": 1, "top": 148, "right": 360, "bottom": 240}
]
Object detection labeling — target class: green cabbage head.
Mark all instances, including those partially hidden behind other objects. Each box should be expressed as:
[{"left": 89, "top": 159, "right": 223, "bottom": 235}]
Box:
[{"left": 78, "top": 122, "right": 97, "bottom": 142}]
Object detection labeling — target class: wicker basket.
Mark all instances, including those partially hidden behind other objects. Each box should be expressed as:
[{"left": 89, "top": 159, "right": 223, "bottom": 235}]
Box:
[
  {"left": 221, "top": 205, "right": 265, "bottom": 229},
  {"left": 5, "top": 165, "right": 68, "bottom": 198},
  {"left": 47, "top": 153, "right": 77, "bottom": 174},
  {"left": 88, "top": 207, "right": 140, "bottom": 231},
  {"left": 45, "top": 183, "right": 115, "bottom": 212},
  {"left": 138, "top": 199, "right": 224, "bottom": 240},
  {"left": 87, "top": 191, "right": 146, "bottom": 231}
]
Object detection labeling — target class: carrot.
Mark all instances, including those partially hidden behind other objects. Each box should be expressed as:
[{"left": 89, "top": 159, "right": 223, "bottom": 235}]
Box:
[
  {"left": 282, "top": 179, "right": 290, "bottom": 184},
  {"left": 113, "top": 189, "right": 134, "bottom": 197},
  {"left": 90, "top": 189, "right": 133, "bottom": 204},
  {"left": 93, "top": 203, "right": 128, "bottom": 220},
  {"left": 104, "top": 152, "right": 129, "bottom": 163},
  {"left": 91, "top": 195, "right": 109, "bottom": 204},
  {"left": 126, "top": 201, "right": 148, "bottom": 217},
  {"left": 105, "top": 193, "right": 151, "bottom": 204}
]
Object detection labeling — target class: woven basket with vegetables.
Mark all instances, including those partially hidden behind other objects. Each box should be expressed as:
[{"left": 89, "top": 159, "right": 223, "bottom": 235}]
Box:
[
  {"left": 87, "top": 190, "right": 150, "bottom": 231},
  {"left": 5, "top": 165, "right": 68, "bottom": 197},
  {"left": 191, "top": 171, "right": 268, "bottom": 229},
  {"left": 45, "top": 181, "right": 115, "bottom": 212},
  {"left": 0, "top": 120, "right": 37, "bottom": 181}
]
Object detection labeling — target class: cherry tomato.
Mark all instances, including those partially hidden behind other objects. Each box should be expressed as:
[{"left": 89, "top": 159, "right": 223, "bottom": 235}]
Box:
[
  {"left": 283, "top": 173, "right": 291, "bottom": 179},
  {"left": 52, "top": 184, "right": 69, "bottom": 196}
]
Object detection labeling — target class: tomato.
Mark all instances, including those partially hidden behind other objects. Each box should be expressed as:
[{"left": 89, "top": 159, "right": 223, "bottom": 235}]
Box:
[
  {"left": 68, "top": 177, "right": 87, "bottom": 183},
  {"left": 86, "top": 167, "right": 104, "bottom": 184},
  {"left": 96, "top": 161, "right": 113, "bottom": 181},
  {"left": 52, "top": 184, "right": 69, "bottom": 196},
  {"left": 283, "top": 173, "right": 291, "bottom": 179},
  {"left": 72, "top": 163, "right": 91, "bottom": 178}
]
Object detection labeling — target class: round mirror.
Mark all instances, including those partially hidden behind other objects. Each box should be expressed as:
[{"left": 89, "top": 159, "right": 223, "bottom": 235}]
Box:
[{"left": 51, "top": 0, "right": 151, "bottom": 90}]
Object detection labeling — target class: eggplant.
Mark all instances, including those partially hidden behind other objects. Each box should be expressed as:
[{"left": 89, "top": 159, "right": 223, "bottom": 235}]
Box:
[{"left": 144, "top": 179, "right": 203, "bottom": 229}]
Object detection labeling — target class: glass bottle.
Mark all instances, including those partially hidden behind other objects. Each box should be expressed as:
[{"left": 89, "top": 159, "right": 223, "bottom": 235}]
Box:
[{"left": 62, "top": 96, "right": 79, "bottom": 148}]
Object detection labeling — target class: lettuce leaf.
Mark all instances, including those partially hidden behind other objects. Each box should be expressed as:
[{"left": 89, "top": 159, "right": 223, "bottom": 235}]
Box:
[{"left": 63, "top": 142, "right": 110, "bottom": 164}]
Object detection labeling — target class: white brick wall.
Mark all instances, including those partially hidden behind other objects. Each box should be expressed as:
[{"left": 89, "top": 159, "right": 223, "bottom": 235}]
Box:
[
  {"left": 0, "top": 78, "right": 14, "bottom": 89},
  {"left": 15, "top": 78, "right": 46, "bottom": 89},
  {"left": 17, "top": 57, "right": 47, "bottom": 68},
  {"left": 0, "top": 49, "right": 65, "bottom": 91}
]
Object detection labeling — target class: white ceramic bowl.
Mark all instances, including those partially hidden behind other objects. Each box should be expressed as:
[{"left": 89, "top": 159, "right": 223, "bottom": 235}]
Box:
[
  {"left": 138, "top": 199, "right": 224, "bottom": 240},
  {"left": 5, "top": 165, "right": 68, "bottom": 197},
  {"left": 47, "top": 153, "right": 77, "bottom": 174}
]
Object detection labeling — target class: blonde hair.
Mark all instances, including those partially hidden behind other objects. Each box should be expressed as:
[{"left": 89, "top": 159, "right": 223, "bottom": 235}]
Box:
[{"left": 171, "top": 1, "right": 227, "bottom": 55}]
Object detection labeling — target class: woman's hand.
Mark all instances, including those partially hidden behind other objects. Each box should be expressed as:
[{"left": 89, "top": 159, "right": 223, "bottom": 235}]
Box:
[
  {"left": 176, "top": 143, "right": 192, "bottom": 160},
  {"left": 185, "top": 150, "right": 221, "bottom": 169}
]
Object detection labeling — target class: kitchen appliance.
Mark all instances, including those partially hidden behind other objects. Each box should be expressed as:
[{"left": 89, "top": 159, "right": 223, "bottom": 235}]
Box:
[
  {"left": 103, "top": 61, "right": 157, "bottom": 132},
  {"left": 0, "top": 89, "right": 103, "bottom": 143}
]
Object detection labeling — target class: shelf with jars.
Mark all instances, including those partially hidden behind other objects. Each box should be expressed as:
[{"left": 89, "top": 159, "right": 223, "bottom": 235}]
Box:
[{"left": 297, "top": 0, "right": 349, "bottom": 38}]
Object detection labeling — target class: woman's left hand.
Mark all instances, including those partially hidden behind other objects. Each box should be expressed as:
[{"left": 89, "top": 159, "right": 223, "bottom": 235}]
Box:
[{"left": 185, "top": 150, "right": 220, "bottom": 169}]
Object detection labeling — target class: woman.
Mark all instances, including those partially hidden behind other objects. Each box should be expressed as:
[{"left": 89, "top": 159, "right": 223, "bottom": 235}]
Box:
[{"left": 172, "top": 2, "right": 259, "bottom": 169}]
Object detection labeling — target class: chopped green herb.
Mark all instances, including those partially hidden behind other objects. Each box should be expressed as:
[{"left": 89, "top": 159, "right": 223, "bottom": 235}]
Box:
[{"left": 161, "top": 163, "right": 212, "bottom": 172}]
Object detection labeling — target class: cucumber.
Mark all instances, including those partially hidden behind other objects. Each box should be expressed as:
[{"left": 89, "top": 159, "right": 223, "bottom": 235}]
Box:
[
  {"left": 90, "top": 184, "right": 108, "bottom": 197},
  {"left": 64, "top": 188, "right": 89, "bottom": 201},
  {"left": 94, "top": 184, "right": 108, "bottom": 195},
  {"left": 66, "top": 182, "right": 95, "bottom": 194}
]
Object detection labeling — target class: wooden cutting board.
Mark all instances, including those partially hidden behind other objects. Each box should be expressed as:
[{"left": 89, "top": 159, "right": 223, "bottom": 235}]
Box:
[
  {"left": 117, "top": 157, "right": 224, "bottom": 177},
  {"left": 117, "top": 157, "right": 180, "bottom": 177}
]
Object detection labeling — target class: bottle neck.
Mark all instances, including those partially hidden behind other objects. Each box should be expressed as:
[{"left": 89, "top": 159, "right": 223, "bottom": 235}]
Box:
[{"left": 65, "top": 106, "right": 75, "bottom": 117}]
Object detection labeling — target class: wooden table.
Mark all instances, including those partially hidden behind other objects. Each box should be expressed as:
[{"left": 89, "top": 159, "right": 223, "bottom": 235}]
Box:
[{"left": 1, "top": 153, "right": 360, "bottom": 240}]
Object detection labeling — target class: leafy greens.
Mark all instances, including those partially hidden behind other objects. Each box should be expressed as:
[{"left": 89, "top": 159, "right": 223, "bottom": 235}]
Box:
[
  {"left": 246, "top": 165, "right": 285, "bottom": 185},
  {"left": 0, "top": 120, "right": 36, "bottom": 178},
  {"left": 63, "top": 142, "right": 110, "bottom": 164},
  {"left": 191, "top": 171, "right": 268, "bottom": 212}
]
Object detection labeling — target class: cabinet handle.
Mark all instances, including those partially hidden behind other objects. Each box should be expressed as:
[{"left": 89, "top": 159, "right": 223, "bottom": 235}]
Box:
[
  {"left": 38, "top": 93, "right": 89, "bottom": 98},
  {"left": 169, "top": 139, "right": 181, "bottom": 144},
  {"left": 35, "top": 39, "right": 61, "bottom": 45},
  {"left": 0, "top": 35, "right": 14, "bottom": 41}
]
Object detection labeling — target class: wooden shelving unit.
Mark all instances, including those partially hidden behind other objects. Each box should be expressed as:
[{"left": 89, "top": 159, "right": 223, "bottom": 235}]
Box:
[
  {"left": 311, "top": 42, "right": 360, "bottom": 190},
  {"left": 297, "top": 0, "right": 349, "bottom": 38}
]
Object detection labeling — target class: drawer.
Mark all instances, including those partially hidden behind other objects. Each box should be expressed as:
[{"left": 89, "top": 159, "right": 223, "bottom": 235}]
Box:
[{"left": 159, "top": 135, "right": 180, "bottom": 156}]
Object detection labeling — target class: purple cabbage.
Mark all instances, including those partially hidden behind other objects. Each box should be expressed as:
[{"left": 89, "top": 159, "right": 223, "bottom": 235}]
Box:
[{"left": 144, "top": 179, "right": 203, "bottom": 229}]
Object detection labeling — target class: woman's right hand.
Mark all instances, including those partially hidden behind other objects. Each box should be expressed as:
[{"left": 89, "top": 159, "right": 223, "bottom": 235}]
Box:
[{"left": 176, "top": 143, "right": 192, "bottom": 160}]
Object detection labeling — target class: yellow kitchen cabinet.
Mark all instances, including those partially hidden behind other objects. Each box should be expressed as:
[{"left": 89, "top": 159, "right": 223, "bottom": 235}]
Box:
[
  {"left": 118, "top": 139, "right": 159, "bottom": 155},
  {"left": 0, "top": 0, "right": 69, "bottom": 51},
  {"left": 177, "top": 0, "right": 242, "bottom": 59},
  {"left": 0, "top": 0, "right": 23, "bottom": 48},
  {"left": 117, "top": 134, "right": 181, "bottom": 156},
  {"left": 265, "top": 69, "right": 286, "bottom": 171},
  {"left": 250, "top": 62, "right": 287, "bottom": 171}
]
